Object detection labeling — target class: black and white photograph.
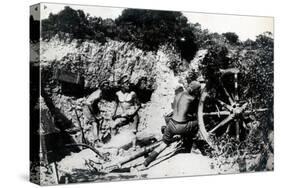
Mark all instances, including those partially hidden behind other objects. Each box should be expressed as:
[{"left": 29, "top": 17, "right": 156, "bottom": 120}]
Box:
[{"left": 30, "top": 2, "right": 274, "bottom": 185}]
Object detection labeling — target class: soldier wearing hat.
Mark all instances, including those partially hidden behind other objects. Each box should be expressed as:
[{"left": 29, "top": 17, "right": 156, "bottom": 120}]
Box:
[
  {"left": 111, "top": 75, "right": 141, "bottom": 148},
  {"left": 143, "top": 80, "right": 202, "bottom": 167}
]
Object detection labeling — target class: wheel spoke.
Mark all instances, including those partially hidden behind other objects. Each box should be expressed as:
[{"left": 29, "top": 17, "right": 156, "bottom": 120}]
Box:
[
  {"left": 209, "top": 114, "right": 235, "bottom": 133},
  {"left": 215, "top": 99, "right": 233, "bottom": 111},
  {"left": 235, "top": 120, "right": 240, "bottom": 141},
  {"left": 244, "top": 108, "right": 268, "bottom": 114},
  {"left": 203, "top": 111, "right": 230, "bottom": 116},
  {"left": 220, "top": 80, "right": 234, "bottom": 105}
]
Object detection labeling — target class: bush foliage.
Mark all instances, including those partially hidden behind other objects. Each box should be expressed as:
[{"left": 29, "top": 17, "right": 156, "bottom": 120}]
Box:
[{"left": 222, "top": 32, "right": 239, "bottom": 44}]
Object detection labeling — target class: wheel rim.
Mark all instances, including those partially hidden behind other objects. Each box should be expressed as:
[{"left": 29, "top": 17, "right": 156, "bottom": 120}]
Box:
[{"left": 197, "top": 69, "right": 268, "bottom": 149}]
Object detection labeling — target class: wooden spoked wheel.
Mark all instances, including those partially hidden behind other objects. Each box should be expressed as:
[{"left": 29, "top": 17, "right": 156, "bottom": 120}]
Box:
[{"left": 198, "top": 68, "right": 267, "bottom": 149}]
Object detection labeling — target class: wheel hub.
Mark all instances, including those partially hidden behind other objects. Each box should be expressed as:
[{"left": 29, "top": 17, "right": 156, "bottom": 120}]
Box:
[{"left": 231, "top": 102, "right": 248, "bottom": 117}]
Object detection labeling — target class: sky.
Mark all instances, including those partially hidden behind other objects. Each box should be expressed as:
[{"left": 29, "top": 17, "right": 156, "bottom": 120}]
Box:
[
  {"left": 30, "top": 3, "right": 273, "bottom": 41},
  {"left": 183, "top": 12, "right": 273, "bottom": 41}
]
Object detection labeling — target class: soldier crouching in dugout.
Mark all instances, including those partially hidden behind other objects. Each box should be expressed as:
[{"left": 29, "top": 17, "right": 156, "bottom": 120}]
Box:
[
  {"left": 143, "top": 81, "right": 201, "bottom": 167},
  {"left": 82, "top": 80, "right": 110, "bottom": 145}
]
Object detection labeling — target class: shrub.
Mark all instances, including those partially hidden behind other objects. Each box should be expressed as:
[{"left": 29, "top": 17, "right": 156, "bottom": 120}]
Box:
[{"left": 222, "top": 32, "right": 239, "bottom": 44}]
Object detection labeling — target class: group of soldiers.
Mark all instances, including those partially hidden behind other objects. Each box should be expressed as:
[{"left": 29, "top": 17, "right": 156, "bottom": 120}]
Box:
[
  {"left": 83, "top": 75, "right": 141, "bottom": 147},
  {"left": 82, "top": 74, "right": 202, "bottom": 166}
]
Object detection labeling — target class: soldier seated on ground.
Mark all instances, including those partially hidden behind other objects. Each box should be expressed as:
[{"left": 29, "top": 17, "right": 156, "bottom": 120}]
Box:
[
  {"left": 82, "top": 80, "right": 110, "bottom": 145},
  {"left": 111, "top": 75, "right": 141, "bottom": 147},
  {"left": 143, "top": 81, "right": 201, "bottom": 167}
]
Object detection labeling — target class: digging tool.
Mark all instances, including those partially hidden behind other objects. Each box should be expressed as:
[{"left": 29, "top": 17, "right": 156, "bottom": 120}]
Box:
[
  {"left": 67, "top": 99, "right": 88, "bottom": 144},
  {"left": 102, "top": 141, "right": 161, "bottom": 173}
]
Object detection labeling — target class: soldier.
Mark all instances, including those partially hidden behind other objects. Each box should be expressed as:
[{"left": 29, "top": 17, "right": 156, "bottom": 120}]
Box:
[
  {"left": 82, "top": 80, "right": 110, "bottom": 145},
  {"left": 144, "top": 81, "right": 201, "bottom": 167},
  {"left": 111, "top": 76, "right": 141, "bottom": 147}
]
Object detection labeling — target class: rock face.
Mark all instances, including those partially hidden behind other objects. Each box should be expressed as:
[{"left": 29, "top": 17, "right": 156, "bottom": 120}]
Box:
[{"left": 41, "top": 39, "right": 159, "bottom": 90}]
